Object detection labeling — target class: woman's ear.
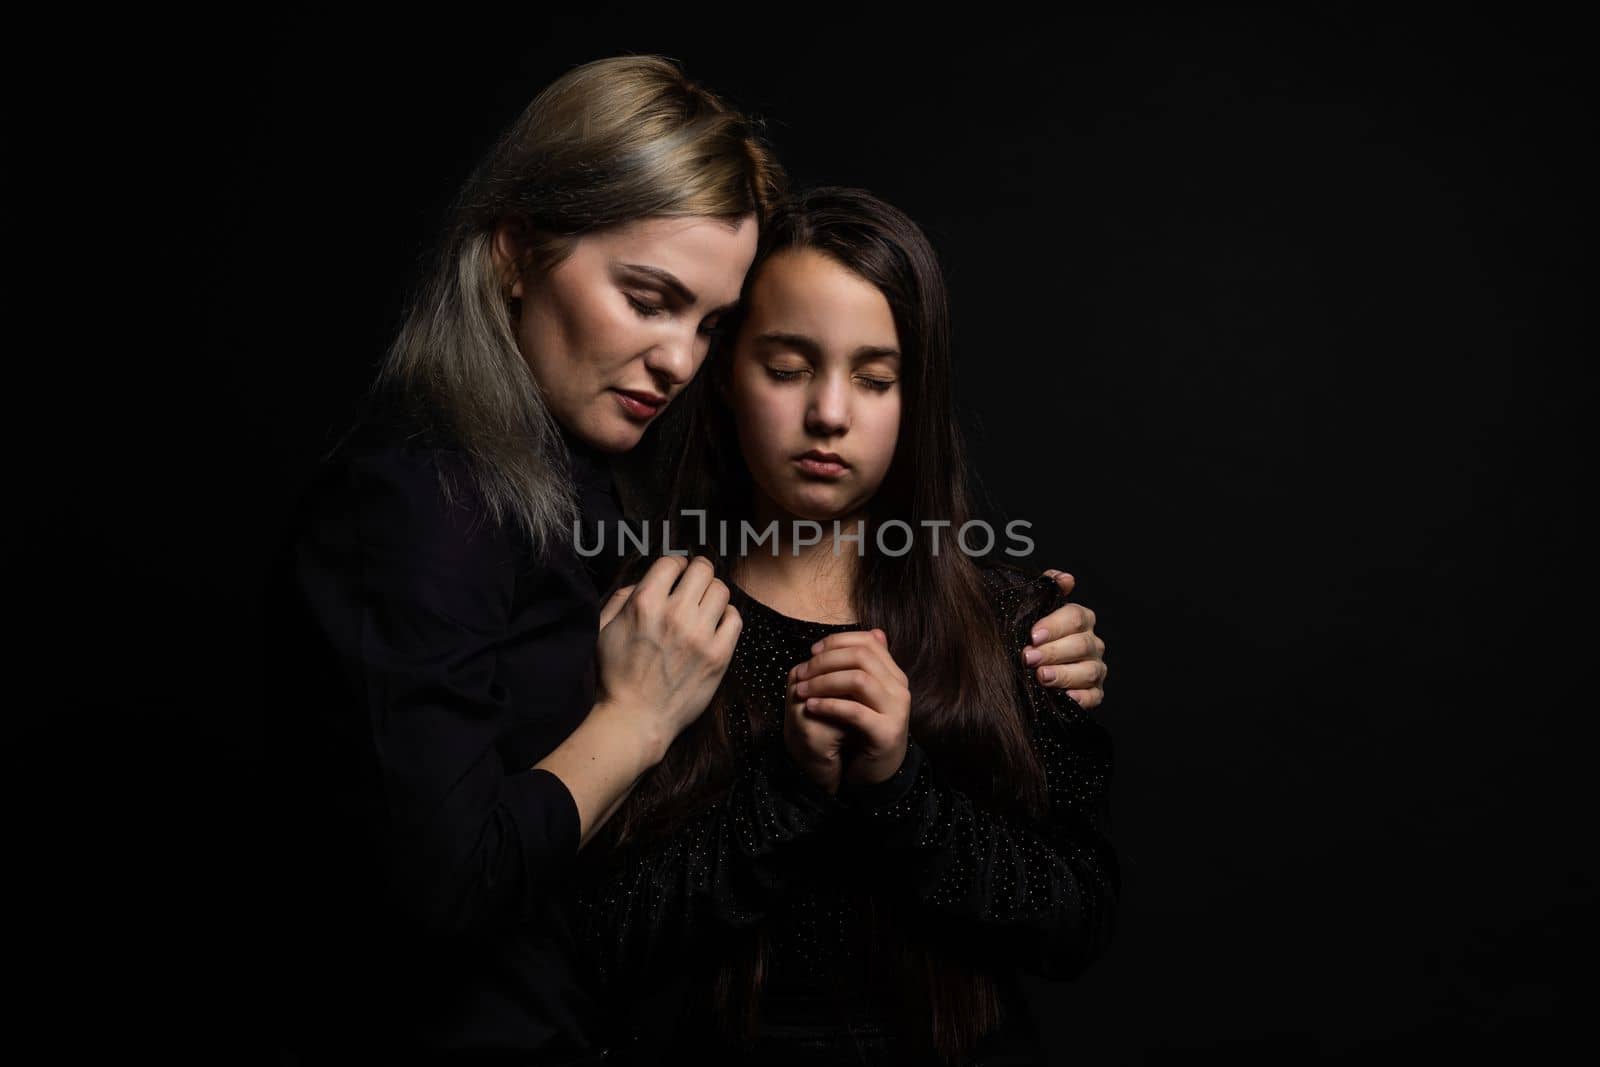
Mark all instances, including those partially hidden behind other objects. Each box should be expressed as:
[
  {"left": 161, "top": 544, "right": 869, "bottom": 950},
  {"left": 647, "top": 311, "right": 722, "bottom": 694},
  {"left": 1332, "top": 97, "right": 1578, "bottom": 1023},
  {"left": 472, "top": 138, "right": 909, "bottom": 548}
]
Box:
[{"left": 492, "top": 218, "right": 530, "bottom": 300}]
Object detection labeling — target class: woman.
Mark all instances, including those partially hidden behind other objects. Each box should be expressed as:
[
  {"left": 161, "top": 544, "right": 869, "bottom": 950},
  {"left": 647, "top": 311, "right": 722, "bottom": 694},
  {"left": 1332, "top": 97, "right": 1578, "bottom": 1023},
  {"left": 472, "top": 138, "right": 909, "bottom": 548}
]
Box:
[
  {"left": 264, "top": 57, "right": 1105, "bottom": 1064},
  {"left": 574, "top": 187, "right": 1117, "bottom": 1066}
]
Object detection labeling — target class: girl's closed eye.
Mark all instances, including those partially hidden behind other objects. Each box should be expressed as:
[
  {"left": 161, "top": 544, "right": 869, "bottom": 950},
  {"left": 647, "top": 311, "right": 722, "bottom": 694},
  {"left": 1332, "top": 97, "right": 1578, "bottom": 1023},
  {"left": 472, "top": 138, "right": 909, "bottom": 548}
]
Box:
[
  {"left": 856, "top": 376, "right": 896, "bottom": 392},
  {"left": 766, "top": 366, "right": 809, "bottom": 382}
]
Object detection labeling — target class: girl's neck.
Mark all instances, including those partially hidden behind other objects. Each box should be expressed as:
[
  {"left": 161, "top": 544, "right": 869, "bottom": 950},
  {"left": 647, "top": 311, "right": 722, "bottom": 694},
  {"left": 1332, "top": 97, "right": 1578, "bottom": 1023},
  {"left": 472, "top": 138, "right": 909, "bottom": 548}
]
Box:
[{"left": 729, "top": 493, "right": 863, "bottom": 625}]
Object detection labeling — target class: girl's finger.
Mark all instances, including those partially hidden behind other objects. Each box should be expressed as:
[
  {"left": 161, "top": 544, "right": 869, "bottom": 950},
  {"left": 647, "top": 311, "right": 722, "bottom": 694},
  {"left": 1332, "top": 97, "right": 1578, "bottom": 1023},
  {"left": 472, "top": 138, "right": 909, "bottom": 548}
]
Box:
[
  {"left": 798, "top": 646, "right": 899, "bottom": 688},
  {"left": 801, "top": 698, "right": 877, "bottom": 736},
  {"left": 808, "top": 631, "right": 882, "bottom": 656},
  {"left": 807, "top": 631, "right": 906, "bottom": 685},
  {"left": 796, "top": 668, "right": 890, "bottom": 712}
]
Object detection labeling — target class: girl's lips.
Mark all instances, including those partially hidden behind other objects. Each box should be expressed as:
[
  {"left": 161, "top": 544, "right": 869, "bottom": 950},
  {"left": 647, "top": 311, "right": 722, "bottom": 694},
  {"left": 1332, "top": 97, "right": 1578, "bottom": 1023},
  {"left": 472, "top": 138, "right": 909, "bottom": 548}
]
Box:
[
  {"left": 795, "top": 456, "right": 849, "bottom": 478},
  {"left": 613, "top": 389, "right": 664, "bottom": 420}
]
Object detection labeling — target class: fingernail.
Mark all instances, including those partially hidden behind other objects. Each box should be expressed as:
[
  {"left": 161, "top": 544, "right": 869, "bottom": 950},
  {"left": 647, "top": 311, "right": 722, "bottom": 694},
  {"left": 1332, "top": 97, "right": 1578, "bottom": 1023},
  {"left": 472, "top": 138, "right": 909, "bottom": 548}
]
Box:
[
  {"left": 796, "top": 681, "right": 809, "bottom": 698},
  {"left": 1039, "top": 667, "right": 1057, "bottom": 683},
  {"left": 1031, "top": 628, "right": 1048, "bottom": 645},
  {"left": 1023, "top": 647, "right": 1042, "bottom": 666},
  {"left": 794, "top": 663, "right": 807, "bottom": 680},
  {"left": 1043, "top": 569, "right": 1059, "bottom": 578}
]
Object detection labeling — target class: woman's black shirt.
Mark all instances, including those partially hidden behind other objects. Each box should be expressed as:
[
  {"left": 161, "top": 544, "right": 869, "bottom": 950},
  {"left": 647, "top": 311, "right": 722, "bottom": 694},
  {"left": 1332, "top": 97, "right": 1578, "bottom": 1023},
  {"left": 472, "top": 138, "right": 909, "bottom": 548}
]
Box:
[{"left": 264, "top": 416, "right": 623, "bottom": 1063}]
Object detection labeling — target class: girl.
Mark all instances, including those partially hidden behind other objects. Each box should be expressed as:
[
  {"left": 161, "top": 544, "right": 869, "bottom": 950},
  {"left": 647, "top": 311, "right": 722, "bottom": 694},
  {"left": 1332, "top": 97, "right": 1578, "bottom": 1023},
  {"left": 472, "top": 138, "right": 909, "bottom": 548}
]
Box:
[
  {"left": 264, "top": 58, "right": 1105, "bottom": 1064},
  {"left": 575, "top": 187, "right": 1118, "bottom": 1066}
]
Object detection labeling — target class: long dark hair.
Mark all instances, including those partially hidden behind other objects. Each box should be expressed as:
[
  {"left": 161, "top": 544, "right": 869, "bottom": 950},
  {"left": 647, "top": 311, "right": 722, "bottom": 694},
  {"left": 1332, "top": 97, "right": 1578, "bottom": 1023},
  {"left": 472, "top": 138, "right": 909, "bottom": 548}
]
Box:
[{"left": 603, "top": 187, "right": 1053, "bottom": 1063}]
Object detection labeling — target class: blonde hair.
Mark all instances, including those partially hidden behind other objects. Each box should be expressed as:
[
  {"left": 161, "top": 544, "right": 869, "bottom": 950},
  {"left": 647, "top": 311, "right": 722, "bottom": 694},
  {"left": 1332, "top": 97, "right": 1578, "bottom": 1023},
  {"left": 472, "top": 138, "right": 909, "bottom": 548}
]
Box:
[{"left": 371, "top": 55, "right": 786, "bottom": 554}]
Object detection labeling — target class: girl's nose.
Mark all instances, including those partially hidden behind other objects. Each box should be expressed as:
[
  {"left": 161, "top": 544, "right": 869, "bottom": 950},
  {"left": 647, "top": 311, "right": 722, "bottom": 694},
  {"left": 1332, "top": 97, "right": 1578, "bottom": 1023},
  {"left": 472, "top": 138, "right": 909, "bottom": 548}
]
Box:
[{"left": 805, "top": 375, "right": 851, "bottom": 435}]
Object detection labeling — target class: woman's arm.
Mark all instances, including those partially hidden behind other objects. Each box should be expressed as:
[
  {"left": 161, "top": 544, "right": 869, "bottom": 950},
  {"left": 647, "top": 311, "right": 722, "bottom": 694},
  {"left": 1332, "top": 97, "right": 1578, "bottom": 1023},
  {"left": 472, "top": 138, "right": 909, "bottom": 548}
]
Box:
[
  {"left": 568, "top": 732, "right": 842, "bottom": 995},
  {"left": 281, "top": 445, "right": 658, "bottom": 940},
  {"left": 837, "top": 578, "right": 1120, "bottom": 981},
  {"left": 540, "top": 557, "right": 743, "bottom": 849}
]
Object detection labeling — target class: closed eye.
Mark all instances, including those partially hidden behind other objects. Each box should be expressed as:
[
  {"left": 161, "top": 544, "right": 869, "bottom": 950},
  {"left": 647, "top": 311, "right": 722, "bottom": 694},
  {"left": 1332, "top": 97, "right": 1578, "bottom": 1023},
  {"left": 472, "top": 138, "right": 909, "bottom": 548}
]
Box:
[{"left": 626, "top": 294, "right": 665, "bottom": 318}]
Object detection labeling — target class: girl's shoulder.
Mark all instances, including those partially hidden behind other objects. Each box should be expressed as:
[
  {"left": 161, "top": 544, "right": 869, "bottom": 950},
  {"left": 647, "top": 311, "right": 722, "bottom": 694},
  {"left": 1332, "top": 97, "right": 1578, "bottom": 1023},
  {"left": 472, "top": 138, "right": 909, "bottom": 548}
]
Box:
[{"left": 976, "top": 561, "right": 1068, "bottom": 640}]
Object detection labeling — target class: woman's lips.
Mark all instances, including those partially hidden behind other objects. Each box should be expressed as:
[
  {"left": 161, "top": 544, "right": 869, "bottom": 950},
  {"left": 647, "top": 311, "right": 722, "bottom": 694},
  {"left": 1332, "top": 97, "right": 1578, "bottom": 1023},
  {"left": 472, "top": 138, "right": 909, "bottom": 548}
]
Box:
[
  {"left": 613, "top": 388, "right": 665, "bottom": 421},
  {"left": 794, "top": 452, "right": 849, "bottom": 478}
]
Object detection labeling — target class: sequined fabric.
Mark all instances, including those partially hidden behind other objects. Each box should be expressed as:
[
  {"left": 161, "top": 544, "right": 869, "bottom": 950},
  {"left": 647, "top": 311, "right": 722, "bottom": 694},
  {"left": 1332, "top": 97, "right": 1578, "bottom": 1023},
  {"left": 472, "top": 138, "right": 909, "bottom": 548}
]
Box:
[{"left": 571, "top": 564, "right": 1118, "bottom": 1063}]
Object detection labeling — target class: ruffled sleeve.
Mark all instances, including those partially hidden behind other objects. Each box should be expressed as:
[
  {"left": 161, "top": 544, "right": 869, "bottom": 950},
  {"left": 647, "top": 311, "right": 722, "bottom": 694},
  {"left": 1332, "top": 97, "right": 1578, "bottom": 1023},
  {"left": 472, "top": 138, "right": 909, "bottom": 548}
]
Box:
[{"left": 837, "top": 572, "right": 1120, "bottom": 980}]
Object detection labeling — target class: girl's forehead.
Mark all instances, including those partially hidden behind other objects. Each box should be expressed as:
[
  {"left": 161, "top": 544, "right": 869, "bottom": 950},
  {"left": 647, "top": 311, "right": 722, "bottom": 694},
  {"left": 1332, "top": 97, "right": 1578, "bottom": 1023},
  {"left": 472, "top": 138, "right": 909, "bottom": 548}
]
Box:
[{"left": 743, "top": 250, "right": 899, "bottom": 354}]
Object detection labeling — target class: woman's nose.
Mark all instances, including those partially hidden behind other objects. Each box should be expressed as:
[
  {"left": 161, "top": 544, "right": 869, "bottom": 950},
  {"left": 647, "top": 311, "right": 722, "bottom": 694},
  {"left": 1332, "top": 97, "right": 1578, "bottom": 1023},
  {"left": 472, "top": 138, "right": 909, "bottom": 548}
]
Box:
[{"left": 641, "top": 327, "right": 701, "bottom": 386}]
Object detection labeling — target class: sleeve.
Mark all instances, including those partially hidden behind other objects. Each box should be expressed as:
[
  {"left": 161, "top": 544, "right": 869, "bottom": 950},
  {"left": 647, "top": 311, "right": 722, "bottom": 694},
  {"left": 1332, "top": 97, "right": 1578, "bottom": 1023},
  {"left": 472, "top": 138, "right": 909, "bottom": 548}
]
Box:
[
  {"left": 835, "top": 578, "right": 1120, "bottom": 981},
  {"left": 288, "top": 443, "right": 583, "bottom": 940},
  {"left": 568, "top": 732, "right": 844, "bottom": 994}
]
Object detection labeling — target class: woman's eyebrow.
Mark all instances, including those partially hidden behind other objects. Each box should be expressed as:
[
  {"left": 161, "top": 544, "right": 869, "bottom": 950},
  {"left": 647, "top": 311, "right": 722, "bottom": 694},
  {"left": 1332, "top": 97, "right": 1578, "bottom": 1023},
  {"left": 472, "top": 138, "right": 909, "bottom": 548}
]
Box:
[{"left": 619, "top": 262, "right": 740, "bottom": 316}]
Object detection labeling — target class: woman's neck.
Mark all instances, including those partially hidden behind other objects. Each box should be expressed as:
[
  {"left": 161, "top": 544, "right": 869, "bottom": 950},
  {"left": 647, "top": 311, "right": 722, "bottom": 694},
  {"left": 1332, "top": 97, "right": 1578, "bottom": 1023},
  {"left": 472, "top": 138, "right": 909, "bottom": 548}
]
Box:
[{"left": 729, "top": 493, "right": 863, "bottom": 625}]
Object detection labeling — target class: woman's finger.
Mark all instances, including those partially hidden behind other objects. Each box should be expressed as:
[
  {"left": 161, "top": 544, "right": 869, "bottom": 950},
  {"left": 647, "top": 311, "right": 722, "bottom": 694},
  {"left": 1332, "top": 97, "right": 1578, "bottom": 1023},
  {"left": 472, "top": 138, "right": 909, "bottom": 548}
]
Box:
[
  {"left": 598, "top": 584, "right": 636, "bottom": 630},
  {"left": 667, "top": 555, "right": 717, "bottom": 613},
  {"left": 1024, "top": 631, "right": 1102, "bottom": 670},
  {"left": 1036, "top": 659, "right": 1107, "bottom": 691},
  {"left": 631, "top": 554, "right": 691, "bottom": 608},
  {"left": 1042, "top": 569, "right": 1077, "bottom": 597},
  {"left": 1026, "top": 601, "right": 1095, "bottom": 648},
  {"left": 1067, "top": 687, "right": 1105, "bottom": 710}
]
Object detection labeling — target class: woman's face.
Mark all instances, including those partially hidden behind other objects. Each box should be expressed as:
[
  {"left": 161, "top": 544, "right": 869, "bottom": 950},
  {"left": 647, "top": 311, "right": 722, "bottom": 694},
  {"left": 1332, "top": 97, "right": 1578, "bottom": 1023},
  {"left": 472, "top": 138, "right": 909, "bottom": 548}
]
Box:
[
  {"left": 502, "top": 214, "right": 759, "bottom": 453},
  {"left": 726, "top": 248, "right": 903, "bottom": 524}
]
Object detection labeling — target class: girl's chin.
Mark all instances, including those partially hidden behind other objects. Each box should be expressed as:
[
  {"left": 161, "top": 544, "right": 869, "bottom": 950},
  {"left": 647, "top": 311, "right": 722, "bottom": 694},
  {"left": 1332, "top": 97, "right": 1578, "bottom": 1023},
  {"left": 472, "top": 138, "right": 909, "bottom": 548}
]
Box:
[{"left": 772, "top": 487, "right": 862, "bottom": 524}]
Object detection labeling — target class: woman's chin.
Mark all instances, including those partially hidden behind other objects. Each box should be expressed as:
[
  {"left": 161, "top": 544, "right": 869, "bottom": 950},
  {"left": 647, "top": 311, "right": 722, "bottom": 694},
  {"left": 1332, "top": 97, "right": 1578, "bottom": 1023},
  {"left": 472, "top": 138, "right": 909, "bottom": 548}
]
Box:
[{"left": 575, "top": 412, "right": 648, "bottom": 455}]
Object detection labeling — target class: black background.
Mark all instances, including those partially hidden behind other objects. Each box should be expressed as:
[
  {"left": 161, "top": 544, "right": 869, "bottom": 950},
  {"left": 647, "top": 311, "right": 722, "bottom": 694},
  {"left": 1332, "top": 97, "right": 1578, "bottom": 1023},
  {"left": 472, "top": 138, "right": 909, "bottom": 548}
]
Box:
[{"left": 36, "top": 9, "right": 1585, "bottom": 1063}]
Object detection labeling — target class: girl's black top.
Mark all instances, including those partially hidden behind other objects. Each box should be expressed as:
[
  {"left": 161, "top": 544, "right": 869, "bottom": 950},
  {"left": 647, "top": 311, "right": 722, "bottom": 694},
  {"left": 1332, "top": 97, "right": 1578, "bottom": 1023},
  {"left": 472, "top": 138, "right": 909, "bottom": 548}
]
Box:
[
  {"left": 571, "top": 567, "right": 1119, "bottom": 1066},
  {"left": 263, "top": 415, "right": 625, "bottom": 1064}
]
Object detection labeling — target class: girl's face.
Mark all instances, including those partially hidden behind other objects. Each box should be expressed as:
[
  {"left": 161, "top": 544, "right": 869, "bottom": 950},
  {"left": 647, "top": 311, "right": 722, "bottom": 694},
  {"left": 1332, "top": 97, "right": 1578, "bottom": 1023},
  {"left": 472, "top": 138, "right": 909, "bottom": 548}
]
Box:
[
  {"left": 726, "top": 248, "right": 903, "bottom": 524},
  {"left": 502, "top": 214, "right": 759, "bottom": 454}
]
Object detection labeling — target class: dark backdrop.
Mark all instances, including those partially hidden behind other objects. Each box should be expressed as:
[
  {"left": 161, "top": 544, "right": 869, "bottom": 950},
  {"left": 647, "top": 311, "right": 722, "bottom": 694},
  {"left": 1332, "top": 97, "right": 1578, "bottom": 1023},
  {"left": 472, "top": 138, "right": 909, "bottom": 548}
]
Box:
[{"left": 45, "top": 9, "right": 1584, "bottom": 1064}]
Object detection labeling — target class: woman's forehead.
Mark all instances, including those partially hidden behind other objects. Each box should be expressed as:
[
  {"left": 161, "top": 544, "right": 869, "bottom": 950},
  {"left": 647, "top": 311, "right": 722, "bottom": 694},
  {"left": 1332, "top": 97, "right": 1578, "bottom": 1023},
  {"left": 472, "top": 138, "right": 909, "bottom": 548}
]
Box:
[{"left": 582, "top": 215, "right": 756, "bottom": 308}]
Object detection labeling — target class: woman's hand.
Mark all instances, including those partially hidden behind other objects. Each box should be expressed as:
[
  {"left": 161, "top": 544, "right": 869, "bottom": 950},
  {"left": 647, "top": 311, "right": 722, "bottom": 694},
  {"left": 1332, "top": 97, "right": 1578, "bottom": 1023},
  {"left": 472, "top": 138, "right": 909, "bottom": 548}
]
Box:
[
  {"left": 1024, "top": 570, "right": 1108, "bottom": 709},
  {"left": 593, "top": 555, "right": 742, "bottom": 764},
  {"left": 791, "top": 629, "right": 911, "bottom": 789}
]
